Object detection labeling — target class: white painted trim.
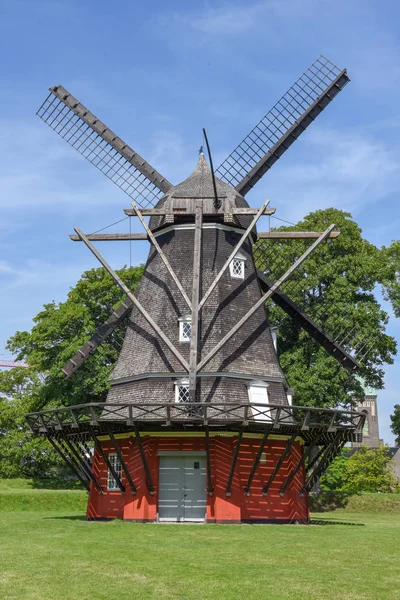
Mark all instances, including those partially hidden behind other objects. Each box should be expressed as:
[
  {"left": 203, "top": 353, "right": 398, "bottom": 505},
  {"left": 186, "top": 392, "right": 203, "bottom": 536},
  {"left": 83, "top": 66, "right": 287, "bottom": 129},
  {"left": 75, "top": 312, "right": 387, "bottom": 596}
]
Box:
[
  {"left": 153, "top": 222, "right": 257, "bottom": 239},
  {"left": 111, "top": 372, "right": 286, "bottom": 386}
]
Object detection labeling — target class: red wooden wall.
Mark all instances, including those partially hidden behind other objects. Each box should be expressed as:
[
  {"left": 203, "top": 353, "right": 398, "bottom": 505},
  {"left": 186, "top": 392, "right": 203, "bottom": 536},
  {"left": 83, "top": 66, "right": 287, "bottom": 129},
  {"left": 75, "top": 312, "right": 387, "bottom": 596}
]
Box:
[{"left": 86, "top": 435, "right": 309, "bottom": 523}]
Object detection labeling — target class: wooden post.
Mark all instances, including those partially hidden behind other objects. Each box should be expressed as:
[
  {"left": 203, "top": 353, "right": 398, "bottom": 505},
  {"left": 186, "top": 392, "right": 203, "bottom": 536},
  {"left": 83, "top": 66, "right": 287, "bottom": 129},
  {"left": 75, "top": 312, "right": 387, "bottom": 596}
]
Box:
[
  {"left": 74, "top": 227, "right": 189, "bottom": 372},
  {"left": 133, "top": 425, "right": 155, "bottom": 495},
  {"left": 46, "top": 435, "right": 90, "bottom": 491},
  {"left": 197, "top": 225, "right": 335, "bottom": 371},
  {"left": 244, "top": 427, "right": 270, "bottom": 495},
  {"left": 130, "top": 200, "right": 192, "bottom": 310},
  {"left": 189, "top": 201, "right": 203, "bottom": 400},
  {"left": 107, "top": 429, "right": 137, "bottom": 495},
  {"left": 226, "top": 429, "right": 243, "bottom": 496},
  {"left": 280, "top": 433, "right": 322, "bottom": 496},
  {"left": 205, "top": 426, "right": 213, "bottom": 495},
  {"left": 262, "top": 433, "right": 296, "bottom": 496},
  {"left": 198, "top": 198, "right": 270, "bottom": 310},
  {"left": 90, "top": 427, "right": 125, "bottom": 493}
]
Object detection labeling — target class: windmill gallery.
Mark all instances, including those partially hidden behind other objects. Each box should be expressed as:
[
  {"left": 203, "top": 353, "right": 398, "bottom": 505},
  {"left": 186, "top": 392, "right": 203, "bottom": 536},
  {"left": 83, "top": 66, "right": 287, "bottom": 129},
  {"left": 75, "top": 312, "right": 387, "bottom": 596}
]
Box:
[{"left": 26, "top": 56, "right": 365, "bottom": 523}]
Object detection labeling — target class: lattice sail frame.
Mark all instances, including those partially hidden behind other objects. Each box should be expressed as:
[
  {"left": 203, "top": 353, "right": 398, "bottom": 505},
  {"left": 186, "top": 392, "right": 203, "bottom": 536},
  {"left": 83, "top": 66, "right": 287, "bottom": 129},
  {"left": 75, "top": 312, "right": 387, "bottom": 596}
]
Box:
[
  {"left": 216, "top": 55, "right": 349, "bottom": 194},
  {"left": 253, "top": 236, "right": 371, "bottom": 365},
  {"left": 37, "top": 86, "right": 172, "bottom": 209}
]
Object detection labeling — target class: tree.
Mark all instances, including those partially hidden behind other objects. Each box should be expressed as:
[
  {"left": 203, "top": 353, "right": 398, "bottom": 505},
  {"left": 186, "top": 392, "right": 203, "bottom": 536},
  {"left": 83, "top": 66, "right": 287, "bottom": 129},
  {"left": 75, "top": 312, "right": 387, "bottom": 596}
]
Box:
[
  {"left": 320, "top": 446, "right": 399, "bottom": 493},
  {"left": 382, "top": 240, "right": 400, "bottom": 318},
  {"left": 390, "top": 405, "right": 400, "bottom": 446},
  {"left": 255, "top": 208, "right": 397, "bottom": 408},
  {"left": 344, "top": 446, "right": 398, "bottom": 493},
  {"left": 0, "top": 368, "right": 65, "bottom": 478},
  {"left": 7, "top": 265, "right": 144, "bottom": 411}
]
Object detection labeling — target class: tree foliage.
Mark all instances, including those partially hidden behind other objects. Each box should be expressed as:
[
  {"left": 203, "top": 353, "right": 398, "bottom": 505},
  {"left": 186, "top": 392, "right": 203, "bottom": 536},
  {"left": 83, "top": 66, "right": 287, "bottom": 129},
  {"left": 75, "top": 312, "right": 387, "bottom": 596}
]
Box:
[
  {"left": 320, "top": 446, "right": 399, "bottom": 493},
  {"left": 382, "top": 240, "right": 400, "bottom": 318},
  {"left": 257, "top": 208, "right": 397, "bottom": 407},
  {"left": 0, "top": 266, "right": 143, "bottom": 479},
  {"left": 390, "top": 404, "right": 400, "bottom": 446},
  {"left": 7, "top": 265, "right": 144, "bottom": 411},
  {"left": 0, "top": 369, "right": 65, "bottom": 478}
]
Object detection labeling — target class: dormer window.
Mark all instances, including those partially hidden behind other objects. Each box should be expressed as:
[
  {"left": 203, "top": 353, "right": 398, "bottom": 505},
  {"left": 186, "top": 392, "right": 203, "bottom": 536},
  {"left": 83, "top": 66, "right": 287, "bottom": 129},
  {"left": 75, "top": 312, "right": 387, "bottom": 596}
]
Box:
[
  {"left": 175, "top": 378, "right": 190, "bottom": 403},
  {"left": 247, "top": 380, "right": 271, "bottom": 421},
  {"left": 229, "top": 252, "right": 246, "bottom": 280},
  {"left": 178, "top": 315, "right": 192, "bottom": 342}
]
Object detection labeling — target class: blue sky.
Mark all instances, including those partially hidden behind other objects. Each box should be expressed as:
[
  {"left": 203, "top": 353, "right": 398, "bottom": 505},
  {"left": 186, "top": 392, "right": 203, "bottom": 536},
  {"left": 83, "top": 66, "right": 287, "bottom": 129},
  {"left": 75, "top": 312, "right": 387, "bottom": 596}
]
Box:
[{"left": 0, "top": 0, "right": 399, "bottom": 443}]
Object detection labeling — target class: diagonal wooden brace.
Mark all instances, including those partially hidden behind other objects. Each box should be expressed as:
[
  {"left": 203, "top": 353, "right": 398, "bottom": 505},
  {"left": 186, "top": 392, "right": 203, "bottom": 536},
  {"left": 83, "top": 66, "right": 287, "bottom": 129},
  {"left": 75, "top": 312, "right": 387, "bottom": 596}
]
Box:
[
  {"left": 197, "top": 225, "right": 335, "bottom": 371},
  {"left": 131, "top": 200, "right": 192, "bottom": 310},
  {"left": 199, "top": 198, "right": 270, "bottom": 310},
  {"left": 75, "top": 227, "right": 189, "bottom": 372}
]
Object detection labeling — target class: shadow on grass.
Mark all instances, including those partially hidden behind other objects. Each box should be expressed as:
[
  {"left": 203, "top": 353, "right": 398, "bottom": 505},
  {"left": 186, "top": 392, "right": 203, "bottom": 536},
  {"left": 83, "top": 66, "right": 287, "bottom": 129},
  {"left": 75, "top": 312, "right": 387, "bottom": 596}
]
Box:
[
  {"left": 32, "top": 478, "right": 84, "bottom": 490},
  {"left": 310, "top": 518, "right": 365, "bottom": 526},
  {"left": 43, "top": 515, "right": 87, "bottom": 521}
]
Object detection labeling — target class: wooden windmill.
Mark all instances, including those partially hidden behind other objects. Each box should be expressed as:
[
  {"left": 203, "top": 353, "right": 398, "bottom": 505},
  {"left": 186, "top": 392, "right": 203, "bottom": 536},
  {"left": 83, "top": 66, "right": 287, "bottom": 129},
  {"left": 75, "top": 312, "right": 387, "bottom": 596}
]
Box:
[{"left": 27, "top": 56, "right": 364, "bottom": 523}]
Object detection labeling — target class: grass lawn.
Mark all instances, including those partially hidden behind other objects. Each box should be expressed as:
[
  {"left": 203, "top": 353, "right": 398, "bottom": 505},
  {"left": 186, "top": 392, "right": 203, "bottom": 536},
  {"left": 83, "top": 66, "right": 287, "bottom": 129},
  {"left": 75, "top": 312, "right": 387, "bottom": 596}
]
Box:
[{"left": 0, "top": 488, "right": 399, "bottom": 600}]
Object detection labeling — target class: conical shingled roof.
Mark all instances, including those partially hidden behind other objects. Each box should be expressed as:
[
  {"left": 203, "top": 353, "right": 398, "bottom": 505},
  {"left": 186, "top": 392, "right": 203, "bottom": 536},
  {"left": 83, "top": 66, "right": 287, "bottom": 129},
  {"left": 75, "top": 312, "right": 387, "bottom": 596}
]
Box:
[
  {"left": 149, "top": 153, "right": 254, "bottom": 232},
  {"left": 171, "top": 152, "right": 233, "bottom": 198}
]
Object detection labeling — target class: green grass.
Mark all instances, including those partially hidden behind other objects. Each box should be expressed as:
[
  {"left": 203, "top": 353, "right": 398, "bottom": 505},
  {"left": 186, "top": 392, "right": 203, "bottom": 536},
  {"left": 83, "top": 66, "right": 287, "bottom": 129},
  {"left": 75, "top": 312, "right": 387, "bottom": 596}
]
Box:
[{"left": 1, "top": 485, "right": 400, "bottom": 599}]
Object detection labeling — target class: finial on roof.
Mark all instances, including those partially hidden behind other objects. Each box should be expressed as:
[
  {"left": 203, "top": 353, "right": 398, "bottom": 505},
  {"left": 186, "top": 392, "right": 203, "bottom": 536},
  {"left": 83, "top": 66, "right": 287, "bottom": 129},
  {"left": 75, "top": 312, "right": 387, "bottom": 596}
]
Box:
[{"left": 199, "top": 145, "right": 204, "bottom": 155}]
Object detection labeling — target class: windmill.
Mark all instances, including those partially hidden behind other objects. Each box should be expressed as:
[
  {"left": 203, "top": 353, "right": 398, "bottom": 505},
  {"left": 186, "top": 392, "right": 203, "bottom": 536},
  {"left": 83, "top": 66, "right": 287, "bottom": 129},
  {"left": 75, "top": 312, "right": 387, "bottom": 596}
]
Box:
[{"left": 26, "top": 56, "right": 364, "bottom": 523}]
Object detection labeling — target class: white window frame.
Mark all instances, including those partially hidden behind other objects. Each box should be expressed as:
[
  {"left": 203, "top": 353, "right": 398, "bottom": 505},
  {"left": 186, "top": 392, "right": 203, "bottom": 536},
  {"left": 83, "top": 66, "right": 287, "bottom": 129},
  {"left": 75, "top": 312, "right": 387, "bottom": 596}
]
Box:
[
  {"left": 175, "top": 378, "right": 190, "bottom": 404},
  {"left": 178, "top": 315, "right": 192, "bottom": 342},
  {"left": 107, "top": 453, "right": 122, "bottom": 491},
  {"left": 229, "top": 252, "right": 246, "bottom": 280},
  {"left": 247, "top": 380, "right": 271, "bottom": 421}
]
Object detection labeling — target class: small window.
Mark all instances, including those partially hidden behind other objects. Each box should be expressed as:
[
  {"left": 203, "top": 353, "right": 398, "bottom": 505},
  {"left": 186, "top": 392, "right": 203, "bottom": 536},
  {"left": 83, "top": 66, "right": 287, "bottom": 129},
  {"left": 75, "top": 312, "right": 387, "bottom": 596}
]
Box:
[
  {"left": 175, "top": 379, "right": 190, "bottom": 403},
  {"left": 248, "top": 380, "right": 271, "bottom": 421},
  {"left": 107, "top": 453, "right": 122, "bottom": 491},
  {"left": 179, "top": 315, "right": 192, "bottom": 342},
  {"left": 362, "top": 411, "right": 369, "bottom": 436},
  {"left": 229, "top": 252, "right": 246, "bottom": 280}
]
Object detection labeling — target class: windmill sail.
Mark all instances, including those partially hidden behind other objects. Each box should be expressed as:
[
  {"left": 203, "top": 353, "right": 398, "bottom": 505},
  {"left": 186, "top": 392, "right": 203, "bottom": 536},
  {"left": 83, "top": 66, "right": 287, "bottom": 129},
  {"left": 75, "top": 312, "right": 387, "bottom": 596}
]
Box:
[
  {"left": 37, "top": 85, "right": 172, "bottom": 208},
  {"left": 216, "top": 55, "right": 349, "bottom": 195}
]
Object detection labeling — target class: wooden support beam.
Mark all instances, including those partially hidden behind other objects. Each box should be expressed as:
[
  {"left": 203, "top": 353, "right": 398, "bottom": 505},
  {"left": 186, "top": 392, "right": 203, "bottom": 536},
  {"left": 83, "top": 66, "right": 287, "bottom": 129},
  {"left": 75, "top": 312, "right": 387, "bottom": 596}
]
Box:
[
  {"left": 244, "top": 427, "right": 270, "bottom": 496},
  {"left": 90, "top": 427, "right": 125, "bottom": 493},
  {"left": 205, "top": 426, "right": 213, "bottom": 495},
  {"left": 131, "top": 200, "right": 192, "bottom": 310},
  {"left": 133, "top": 425, "right": 155, "bottom": 495},
  {"left": 62, "top": 299, "right": 133, "bottom": 378},
  {"left": 108, "top": 429, "right": 137, "bottom": 495},
  {"left": 199, "top": 198, "right": 271, "bottom": 311},
  {"left": 198, "top": 225, "right": 335, "bottom": 371},
  {"left": 262, "top": 433, "right": 296, "bottom": 496},
  {"left": 226, "top": 429, "right": 243, "bottom": 496},
  {"left": 257, "top": 231, "right": 340, "bottom": 239},
  {"left": 46, "top": 435, "right": 90, "bottom": 491},
  {"left": 70, "top": 231, "right": 340, "bottom": 242},
  {"left": 257, "top": 271, "right": 360, "bottom": 373},
  {"left": 189, "top": 202, "right": 203, "bottom": 400},
  {"left": 279, "top": 433, "right": 322, "bottom": 496},
  {"left": 300, "top": 434, "right": 347, "bottom": 495},
  {"left": 123, "top": 207, "right": 276, "bottom": 217},
  {"left": 70, "top": 233, "right": 148, "bottom": 241},
  {"left": 74, "top": 227, "right": 189, "bottom": 372},
  {"left": 48, "top": 85, "right": 172, "bottom": 194},
  {"left": 61, "top": 433, "right": 103, "bottom": 494}
]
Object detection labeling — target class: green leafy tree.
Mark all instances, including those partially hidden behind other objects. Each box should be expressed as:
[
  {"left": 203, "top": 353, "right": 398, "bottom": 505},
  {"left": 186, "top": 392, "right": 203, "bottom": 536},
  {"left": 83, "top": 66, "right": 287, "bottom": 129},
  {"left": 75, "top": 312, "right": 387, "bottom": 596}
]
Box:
[
  {"left": 390, "top": 404, "right": 400, "bottom": 446},
  {"left": 382, "top": 240, "right": 400, "bottom": 318},
  {"left": 321, "top": 446, "right": 398, "bottom": 493},
  {"left": 7, "top": 265, "right": 144, "bottom": 411},
  {"left": 0, "top": 368, "right": 64, "bottom": 478},
  {"left": 255, "top": 208, "right": 397, "bottom": 407},
  {"left": 319, "top": 448, "right": 351, "bottom": 492},
  {"left": 344, "top": 446, "right": 399, "bottom": 493}
]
